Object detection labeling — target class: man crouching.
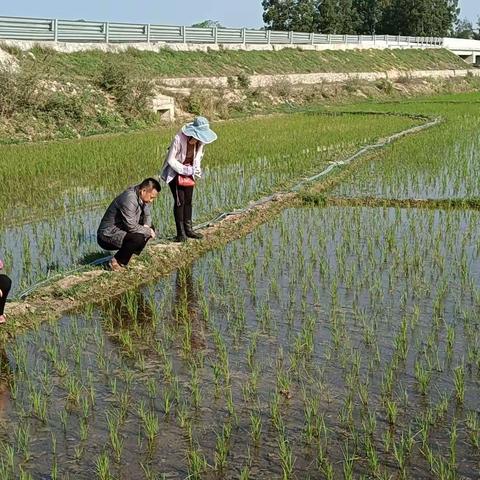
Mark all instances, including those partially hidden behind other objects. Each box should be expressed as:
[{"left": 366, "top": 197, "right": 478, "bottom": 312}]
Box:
[{"left": 97, "top": 178, "right": 160, "bottom": 271}]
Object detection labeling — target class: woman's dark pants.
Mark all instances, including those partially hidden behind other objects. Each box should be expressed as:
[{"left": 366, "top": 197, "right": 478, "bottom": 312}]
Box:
[
  {"left": 0, "top": 275, "right": 11, "bottom": 316},
  {"left": 98, "top": 233, "right": 148, "bottom": 266},
  {"left": 169, "top": 181, "right": 194, "bottom": 237}
]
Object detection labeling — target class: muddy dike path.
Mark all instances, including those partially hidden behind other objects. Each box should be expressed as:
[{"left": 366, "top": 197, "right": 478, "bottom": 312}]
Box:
[{"left": 3, "top": 110, "right": 442, "bottom": 339}]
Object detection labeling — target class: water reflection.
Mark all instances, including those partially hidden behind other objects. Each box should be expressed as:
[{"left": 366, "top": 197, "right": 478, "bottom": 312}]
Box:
[
  {"left": 0, "top": 349, "right": 12, "bottom": 414},
  {"left": 173, "top": 266, "right": 205, "bottom": 350}
]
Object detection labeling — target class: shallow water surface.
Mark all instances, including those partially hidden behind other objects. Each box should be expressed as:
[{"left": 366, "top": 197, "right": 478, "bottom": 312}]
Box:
[{"left": 0, "top": 206, "right": 479, "bottom": 479}]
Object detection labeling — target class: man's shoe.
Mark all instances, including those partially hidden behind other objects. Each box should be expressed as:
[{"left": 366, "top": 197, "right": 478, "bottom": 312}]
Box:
[
  {"left": 108, "top": 258, "right": 124, "bottom": 272},
  {"left": 184, "top": 221, "right": 203, "bottom": 240}
]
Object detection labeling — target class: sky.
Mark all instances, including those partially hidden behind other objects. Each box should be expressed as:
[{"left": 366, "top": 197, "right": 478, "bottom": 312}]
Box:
[{"left": 0, "top": 0, "right": 478, "bottom": 29}]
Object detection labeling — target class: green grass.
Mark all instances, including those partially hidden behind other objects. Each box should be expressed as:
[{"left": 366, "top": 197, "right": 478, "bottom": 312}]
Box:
[{"left": 15, "top": 46, "right": 467, "bottom": 80}]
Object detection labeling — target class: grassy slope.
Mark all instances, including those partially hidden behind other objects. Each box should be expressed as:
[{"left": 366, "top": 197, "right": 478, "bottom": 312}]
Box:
[{"left": 15, "top": 46, "right": 467, "bottom": 80}]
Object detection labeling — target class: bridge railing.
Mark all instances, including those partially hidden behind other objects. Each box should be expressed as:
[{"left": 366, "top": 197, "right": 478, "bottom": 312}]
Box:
[{"left": 0, "top": 15, "right": 444, "bottom": 47}]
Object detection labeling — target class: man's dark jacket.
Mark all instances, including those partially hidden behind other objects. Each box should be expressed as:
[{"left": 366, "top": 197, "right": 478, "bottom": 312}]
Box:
[{"left": 97, "top": 185, "right": 152, "bottom": 248}]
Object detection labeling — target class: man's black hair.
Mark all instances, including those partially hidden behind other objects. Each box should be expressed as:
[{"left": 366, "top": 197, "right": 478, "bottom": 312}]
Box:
[{"left": 139, "top": 178, "right": 161, "bottom": 192}]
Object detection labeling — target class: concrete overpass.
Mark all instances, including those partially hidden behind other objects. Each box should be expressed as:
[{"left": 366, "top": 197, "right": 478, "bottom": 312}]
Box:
[{"left": 443, "top": 38, "right": 480, "bottom": 65}]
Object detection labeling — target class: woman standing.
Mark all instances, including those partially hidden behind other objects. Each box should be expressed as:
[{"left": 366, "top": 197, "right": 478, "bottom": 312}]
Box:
[
  {"left": 0, "top": 260, "right": 12, "bottom": 324},
  {"left": 160, "top": 116, "right": 217, "bottom": 242}
]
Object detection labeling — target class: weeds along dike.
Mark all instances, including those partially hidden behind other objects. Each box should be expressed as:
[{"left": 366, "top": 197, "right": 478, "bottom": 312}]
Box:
[
  {"left": 302, "top": 196, "right": 480, "bottom": 211},
  {"left": 4, "top": 110, "right": 442, "bottom": 339}
]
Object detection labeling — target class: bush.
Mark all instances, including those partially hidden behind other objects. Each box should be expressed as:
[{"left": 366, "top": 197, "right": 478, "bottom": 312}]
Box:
[
  {"left": 186, "top": 88, "right": 230, "bottom": 118},
  {"left": 0, "top": 63, "right": 44, "bottom": 117},
  {"left": 96, "top": 59, "right": 155, "bottom": 118},
  {"left": 42, "top": 92, "right": 85, "bottom": 122},
  {"left": 269, "top": 78, "right": 293, "bottom": 99},
  {"left": 237, "top": 72, "right": 251, "bottom": 89},
  {"left": 344, "top": 78, "right": 362, "bottom": 93},
  {"left": 376, "top": 79, "right": 394, "bottom": 95},
  {"left": 0, "top": 42, "right": 22, "bottom": 57}
]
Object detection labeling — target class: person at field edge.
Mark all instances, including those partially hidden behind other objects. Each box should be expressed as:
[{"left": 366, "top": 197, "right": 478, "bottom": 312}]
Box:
[
  {"left": 160, "top": 116, "right": 217, "bottom": 242},
  {"left": 97, "top": 178, "right": 160, "bottom": 271},
  {"left": 0, "top": 259, "right": 12, "bottom": 324}
]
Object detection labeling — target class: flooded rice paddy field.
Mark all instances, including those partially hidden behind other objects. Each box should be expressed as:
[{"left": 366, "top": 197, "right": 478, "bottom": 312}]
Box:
[
  {"left": 331, "top": 93, "right": 480, "bottom": 200},
  {"left": 1, "top": 206, "right": 480, "bottom": 479},
  {"left": 0, "top": 112, "right": 417, "bottom": 296}
]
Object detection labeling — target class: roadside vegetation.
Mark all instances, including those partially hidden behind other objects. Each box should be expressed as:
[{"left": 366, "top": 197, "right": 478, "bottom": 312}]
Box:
[
  {"left": 0, "top": 45, "right": 475, "bottom": 143},
  {"left": 3, "top": 45, "right": 466, "bottom": 80}
]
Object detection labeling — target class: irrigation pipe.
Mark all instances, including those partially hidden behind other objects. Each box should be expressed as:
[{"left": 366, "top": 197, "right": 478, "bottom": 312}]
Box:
[{"left": 11, "top": 112, "right": 441, "bottom": 301}]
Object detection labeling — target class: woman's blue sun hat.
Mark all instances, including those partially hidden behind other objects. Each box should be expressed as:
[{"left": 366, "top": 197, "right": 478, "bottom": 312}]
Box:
[{"left": 182, "top": 116, "right": 217, "bottom": 144}]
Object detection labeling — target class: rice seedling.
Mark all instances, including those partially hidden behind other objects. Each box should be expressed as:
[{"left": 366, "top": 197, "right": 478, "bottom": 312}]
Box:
[
  {"left": 453, "top": 364, "right": 465, "bottom": 404},
  {"left": 385, "top": 399, "right": 398, "bottom": 426},
  {"left": 239, "top": 465, "right": 251, "bottom": 480},
  {"left": 79, "top": 418, "right": 89, "bottom": 442},
  {"left": 106, "top": 410, "right": 124, "bottom": 463},
  {"left": 414, "top": 360, "right": 431, "bottom": 396},
  {"left": 187, "top": 446, "right": 208, "bottom": 480},
  {"left": 341, "top": 441, "right": 356, "bottom": 480},
  {"left": 15, "top": 423, "right": 31, "bottom": 462},
  {"left": 250, "top": 409, "right": 262, "bottom": 446},
  {"left": 137, "top": 401, "right": 159, "bottom": 449},
  {"left": 278, "top": 433, "right": 294, "bottom": 480},
  {"left": 214, "top": 423, "right": 231, "bottom": 471},
  {"left": 28, "top": 388, "right": 48, "bottom": 422},
  {"left": 95, "top": 452, "right": 113, "bottom": 480},
  {"left": 364, "top": 436, "right": 380, "bottom": 477}
]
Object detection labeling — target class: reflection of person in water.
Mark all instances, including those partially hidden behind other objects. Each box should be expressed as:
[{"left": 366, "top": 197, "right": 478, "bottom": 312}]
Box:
[
  {"left": 173, "top": 266, "right": 205, "bottom": 350},
  {"left": 0, "top": 348, "right": 12, "bottom": 412},
  {"left": 99, "top": 290, "right": 156, "bottom": 356}
]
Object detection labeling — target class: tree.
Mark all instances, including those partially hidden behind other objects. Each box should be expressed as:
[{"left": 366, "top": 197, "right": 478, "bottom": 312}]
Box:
[
  {"left": 261, "top": 0, "right": 459, "bottom": 35},
  {"left": 191, "top": 20, "right": 223, "bottom": 28},
  {"left": 339, "top": 0, "right": 360, "bottom": 33},
  {"left": 353, "top": 0, "right": 384, "bottom": 34},
  {"left": 454, "top": 18, "right": 475, "bottom": 38},
  {"left": 290, "top": 0, "right": 320, "bottom": 32},
  {"left": 262, "top": 0, "right": 298, "bottom": 30},
  {"left": 317, "top": 0, "right": 339, "bottom": 33},
  {"left": 262, "top": 0, "right": 319, "bottom": 32},
  {"left": 380, "top": 0, "right": 458, "bottom": 36}
]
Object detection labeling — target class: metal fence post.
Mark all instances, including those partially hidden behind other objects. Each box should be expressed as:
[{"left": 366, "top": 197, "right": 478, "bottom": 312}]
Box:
[
  {"left": 242, "top": 28, "right": 246, "bottom": 45},
  {"left": 267, "top": 29, "right": 271, "bottom": 45},
  {"left": 182, "top": 25, "right": 186, "bottom": 43},
  {"left": 289, "top": 30, "right": 293, "bottom": 44},
  {"left": 53, "top": 19, "right": 58, "bottom": 42},
  {"left": 146, "top": 24, "right": 151, "bottom": 43},
  {"left": 104, "top": 22, "right": 109, "bottom": 42},
  {"left": 310, "top": 32, "right": 314, "bottom": 45},
  {"left": 213, "top": 26, "right": 218, "bottom": 44}
]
